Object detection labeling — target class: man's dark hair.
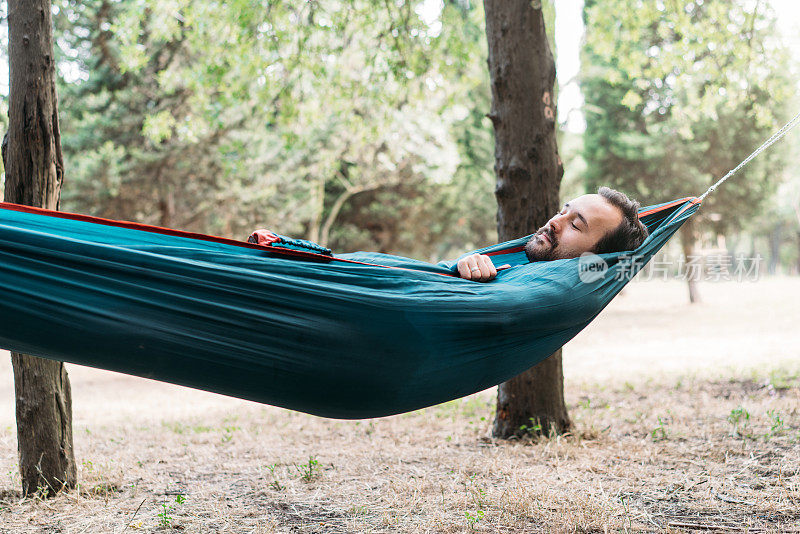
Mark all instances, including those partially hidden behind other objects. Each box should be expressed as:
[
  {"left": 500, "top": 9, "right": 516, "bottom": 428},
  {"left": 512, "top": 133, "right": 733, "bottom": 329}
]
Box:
[{"left": 593, "top": 187, "right": 649, "bottom": 254}]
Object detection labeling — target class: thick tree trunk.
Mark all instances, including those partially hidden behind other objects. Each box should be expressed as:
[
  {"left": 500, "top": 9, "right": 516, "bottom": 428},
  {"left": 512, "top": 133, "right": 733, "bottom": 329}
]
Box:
[
  {"left": 484, "top": 0, "right": 569, "bottom": 439},
  {"left": 679, "top": 217, "right": 701, "bottom": 304},
  {"left": 493, "top": 348, "right": 569, "bottom": 438},
  {"left": 4, "top": 0, "right": 76, "bottom": 496}
]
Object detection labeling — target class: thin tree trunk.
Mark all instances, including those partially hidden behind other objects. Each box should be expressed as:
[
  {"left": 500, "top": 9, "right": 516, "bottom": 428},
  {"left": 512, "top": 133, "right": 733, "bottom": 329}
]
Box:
[
  {"left": 158, "top": 182, "right": 175, "bottom": 228},
  {"left": 767, "top": 223, "right": 782, "bottom": 275},
  {"left": 159, "top": 189, "right": 175, "bottom": 227},
  {"left": 680, "top": 217, "right": 701, "bottom": 303},
  {"left": 795, "top": 231, "right": 800, "bottom": 274},
  {"left": 307, "top": 177, "right": 325, "bottom": 243},
  {"left": 3, "top": 0, "right": 76, "bottom": 496},
  {"left": 484, "top": 0, "right": 569, "bottom": 438},
  {"left": 319, "top": 184, "right": 380, "bottom": 247},
  {"left": 792, "top": 202, "right": 800, "bottom": 275}
]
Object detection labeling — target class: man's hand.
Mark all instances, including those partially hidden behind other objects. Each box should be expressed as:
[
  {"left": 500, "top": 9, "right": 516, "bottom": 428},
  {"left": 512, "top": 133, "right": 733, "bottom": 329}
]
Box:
[{"left": 457, "top": 253, "right": 497, "bottom": 282}]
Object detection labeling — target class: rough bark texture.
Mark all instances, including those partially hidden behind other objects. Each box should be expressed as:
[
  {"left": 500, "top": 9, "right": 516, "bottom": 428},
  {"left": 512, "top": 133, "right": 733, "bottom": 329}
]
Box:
[
  {"left": 484, "top": 0, "right": 569, "bottom": 439},
  {"left": 3, "top": 0, "right": 76, "bottom": 496},
  {"left": 680, "top": 217, "right": 701, "bottom": 304}
]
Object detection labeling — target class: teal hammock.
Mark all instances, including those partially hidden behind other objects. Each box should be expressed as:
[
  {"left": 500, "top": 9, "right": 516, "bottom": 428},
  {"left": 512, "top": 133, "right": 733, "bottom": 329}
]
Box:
[{"left": 0, "top": 197, "right": 699, "bottom": 418}]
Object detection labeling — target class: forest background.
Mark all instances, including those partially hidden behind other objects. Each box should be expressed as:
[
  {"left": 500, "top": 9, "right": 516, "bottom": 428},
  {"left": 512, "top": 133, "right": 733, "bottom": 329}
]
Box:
[
  {"left": 0, "top": 1, "right": 799, "bottom": 531},
  {"left": 0, "top": 0, "right": 799, "bottom": 273}
]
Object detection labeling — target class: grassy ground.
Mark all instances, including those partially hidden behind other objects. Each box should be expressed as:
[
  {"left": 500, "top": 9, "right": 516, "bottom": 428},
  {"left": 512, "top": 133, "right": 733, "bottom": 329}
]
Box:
[{"left": 0, "top": 278, "right": 798, "bottom": 533}]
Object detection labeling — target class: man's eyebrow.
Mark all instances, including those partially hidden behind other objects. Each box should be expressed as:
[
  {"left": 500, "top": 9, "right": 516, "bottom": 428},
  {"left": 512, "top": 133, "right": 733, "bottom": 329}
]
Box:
[{"left": 564, "top": 203, "right": 589, "bottom": 229}]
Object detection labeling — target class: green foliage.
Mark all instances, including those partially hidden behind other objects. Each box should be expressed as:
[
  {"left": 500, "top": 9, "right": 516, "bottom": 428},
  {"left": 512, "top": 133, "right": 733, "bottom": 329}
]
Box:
[
  {"left": 581, "top": 0, "right": 795, "bottom": 234},
  {"left": 766, "top": 368, "right": 798, "bottom": 391},
  {"left": 52, "top": 0, "right": 497, "bottom": 259},
  {"left": 727, "top": 405, "right": 751, "bottom": 437},
  {"left": 294, "top": 455, "right": 320, "bottom": 482},
  {"left": 157, "top": 494, "right": 185, "bottom": 528},
  {"left": 465, "top": 509, "right": 484, "bottom": 528},
  {"left": 464, "top": 473, "right": 487, "bottom": 529},
  {"left": 650, "top": 415, "right": 669, "bottom": 441},
  {"left": 519, "top": 417, "right": 543, "bottom": 436},
  {"left": 265, "top": 463, "right": 284, "bottom": 491},
  {"left": 764, "top": 409, "right": 787, "bottom": 440}
]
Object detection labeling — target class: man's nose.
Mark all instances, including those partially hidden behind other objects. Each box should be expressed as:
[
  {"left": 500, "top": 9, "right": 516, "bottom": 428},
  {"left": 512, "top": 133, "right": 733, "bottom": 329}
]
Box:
[{"left": 552, "top": 211, "right": 571, "bottom": 232}]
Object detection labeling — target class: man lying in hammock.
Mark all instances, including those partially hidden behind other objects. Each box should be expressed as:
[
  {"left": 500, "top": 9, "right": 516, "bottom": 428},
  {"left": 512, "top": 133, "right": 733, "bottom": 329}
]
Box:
[{"left": 457, "top": 187, "right": 649, "bottom": 282}]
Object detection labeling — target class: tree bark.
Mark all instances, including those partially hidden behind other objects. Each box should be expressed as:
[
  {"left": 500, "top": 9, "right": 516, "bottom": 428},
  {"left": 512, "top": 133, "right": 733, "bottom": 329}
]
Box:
[
  {"left": 796, "top": 231, "right": 800, "bottom": 276},
  {"left": 484, "top": 0, "right": 569, "bottom": 438},
  {"left": 3, "top": 0, "right": 76, "bottom": 496},
  {"left": 793, "top": 202, "right": 800, "bottom": 275},
  {"left": 679, "top": 217, "right": 701, "bottom": 304},
  {"left": 767, "top": 223, "right": 782, "bottom": 275}
]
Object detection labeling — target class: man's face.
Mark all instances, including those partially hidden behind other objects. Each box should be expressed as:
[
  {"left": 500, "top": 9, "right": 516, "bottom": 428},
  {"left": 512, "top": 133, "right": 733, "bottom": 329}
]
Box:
[{"left": 525, "top": 194, "right": 623, "bottom": 261}]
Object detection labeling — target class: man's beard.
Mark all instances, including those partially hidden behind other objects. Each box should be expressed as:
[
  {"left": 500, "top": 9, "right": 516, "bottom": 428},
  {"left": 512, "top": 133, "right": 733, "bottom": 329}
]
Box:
[{"left": 525, "top": 225, "right": 562, "bottom": 262}]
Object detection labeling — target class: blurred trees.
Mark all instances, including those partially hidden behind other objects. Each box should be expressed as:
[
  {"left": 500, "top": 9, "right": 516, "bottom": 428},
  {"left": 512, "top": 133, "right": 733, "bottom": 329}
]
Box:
[
  {"left": 581, "top": 0, "right": 795, "bottom": 298},
  {"left": 752, "top": 169, "right": 800, "bottom": 275},
  {"left": 25, "top": 0, "right": 797, "bottom": 268},
  {"left": 52, "top": 0, "right": 496, "bottom": 259}
]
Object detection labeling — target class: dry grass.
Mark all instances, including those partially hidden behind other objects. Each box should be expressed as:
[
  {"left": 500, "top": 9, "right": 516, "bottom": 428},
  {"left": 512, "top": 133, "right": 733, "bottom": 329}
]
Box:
[{"left": 0, "top": 278, "right": 798, "bottom": 533}]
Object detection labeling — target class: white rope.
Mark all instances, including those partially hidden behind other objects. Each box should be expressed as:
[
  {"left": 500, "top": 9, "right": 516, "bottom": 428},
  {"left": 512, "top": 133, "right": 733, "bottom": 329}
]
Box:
[{"left": 698, "top": 109, "right": 800, "bottom": 202}]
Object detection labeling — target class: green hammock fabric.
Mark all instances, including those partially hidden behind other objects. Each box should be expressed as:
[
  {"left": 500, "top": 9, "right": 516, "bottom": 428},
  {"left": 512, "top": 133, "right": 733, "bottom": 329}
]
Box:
[{"left": 0, "top": 197, "right": 700, "bottom": 419}]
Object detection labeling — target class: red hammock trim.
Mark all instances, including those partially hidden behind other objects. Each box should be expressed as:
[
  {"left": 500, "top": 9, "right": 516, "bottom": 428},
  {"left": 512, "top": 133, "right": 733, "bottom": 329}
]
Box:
[
  {"left": 486, "top": 245, "right": 525, "bottom": 256},
  {"left": 670, "top": 197, "right": 703, "bottom": 218},
  {"left": 0, "top": 195, "right": 698, "bottom": 279},
  {"left": 637, "top": 196, "right": 700, "bottom": 218},
  {"left": 0, "top": 202, "right": 459, "bottom": 276}
]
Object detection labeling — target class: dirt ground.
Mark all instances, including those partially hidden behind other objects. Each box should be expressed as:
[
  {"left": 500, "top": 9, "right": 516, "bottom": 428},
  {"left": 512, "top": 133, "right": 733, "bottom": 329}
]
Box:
[{"left": 0, "top": 278, "right": 798, "bottom": 533}]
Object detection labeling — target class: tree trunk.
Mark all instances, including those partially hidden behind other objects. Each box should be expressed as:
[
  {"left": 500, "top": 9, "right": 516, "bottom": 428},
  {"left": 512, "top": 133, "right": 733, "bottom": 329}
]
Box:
[
  {"left": 767, "top": 223, "right": 782, "bottom": 275},
  {"left": 158, "top": 174, "right": 175, "bottom": 228},
  {"left": 3, "top": 0, "right": 76, "bottom": 496},
  {"left": 793, "top": 203, "right": 800, "bottom": 275},
  {"left": 484, "top": 0, "right": 569, "bottom": 438},
  {"left": 796, "top": 231, "right": 800, "bottom": 276},
  {"left": 679, "top": 217, "right": 701, "bottom": 303}
]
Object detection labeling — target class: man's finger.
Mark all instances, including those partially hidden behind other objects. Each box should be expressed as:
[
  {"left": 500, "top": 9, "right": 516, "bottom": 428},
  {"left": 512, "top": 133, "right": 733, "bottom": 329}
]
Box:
[
  {"left": 475, "top": 255, "right": 488, "bottom": 281},
  {"left": 481, "top": 255, "right": 497, "bottom": 281},
  {"left": 461, "top": 255, "right": 480, "bottom": 280},
  {"left": 467, "top": 255, "right": 484, "bottom": 280},
  {"left": 476, "top": 254, "right": 493, "bottom": 281},
  {"left": 457, "top": 258, "right": 472, "bottom": 279}
]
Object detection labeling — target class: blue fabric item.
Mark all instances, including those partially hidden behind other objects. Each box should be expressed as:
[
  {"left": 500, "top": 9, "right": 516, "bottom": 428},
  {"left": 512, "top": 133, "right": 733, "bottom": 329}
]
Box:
[
  {"left": 0, "top": 197, "right": 700, "bottom": 419},
  {"left": 269, "top": 234, "right": 334, "bottom": 256}
]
